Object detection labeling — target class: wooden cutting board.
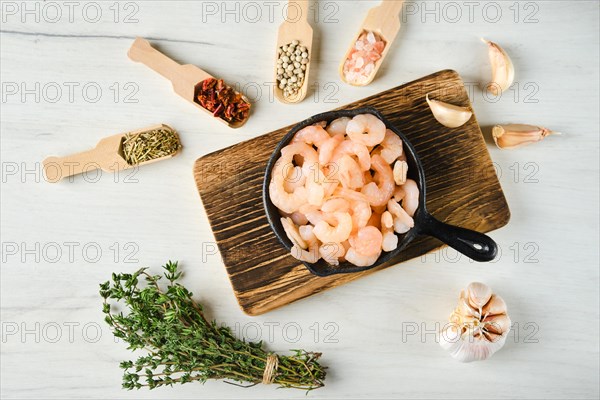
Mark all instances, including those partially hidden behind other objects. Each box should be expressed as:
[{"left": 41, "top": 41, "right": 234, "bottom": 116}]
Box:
[{"left": 193, "top": 69, "right": 510, "bottom": 316}]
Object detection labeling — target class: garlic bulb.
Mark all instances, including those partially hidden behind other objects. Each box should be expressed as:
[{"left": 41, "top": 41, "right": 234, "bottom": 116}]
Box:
[
  {"left": 482, "top": 39, "right": 515, "bottom": 95},
  {"left": 440, "top": 282, "right": 511, "bottom": 362},
  {"left": 492, "top": 124, "right": 560, "bottom": 149},
  {"left": 426, "top": 94, "right": 473, "bottom": 128}
]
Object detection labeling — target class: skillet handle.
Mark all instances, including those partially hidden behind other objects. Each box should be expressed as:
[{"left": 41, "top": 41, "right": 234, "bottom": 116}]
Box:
[{"left": 419, "top": 215, "right": 498, "bottom": 262}]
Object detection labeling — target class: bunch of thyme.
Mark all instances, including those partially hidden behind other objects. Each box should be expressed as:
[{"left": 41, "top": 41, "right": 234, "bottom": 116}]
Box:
[{"left": 99, "top": 261, "right": 325, "bottom": 391}]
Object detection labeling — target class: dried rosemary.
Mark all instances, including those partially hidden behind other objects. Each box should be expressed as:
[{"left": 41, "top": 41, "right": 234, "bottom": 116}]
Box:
[
  {"left": 100, "top": 261, "right": 326, "bottom": 391},
  {"left": 122, "top": 127, "right": 181, "bottom": 165}
]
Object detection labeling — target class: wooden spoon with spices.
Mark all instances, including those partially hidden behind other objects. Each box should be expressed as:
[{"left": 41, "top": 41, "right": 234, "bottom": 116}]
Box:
[
  {"left": 274, "top": 0, "right": 313, "bottom": 104},
  {"left": 42, "top": 124, "right": 181, "bottom": 183},
  {"left": 339, "top": 0, "right": 404, "bottom": 86},
  {"left": 128, "top": 38, "right": 249, "bottom": 128}
]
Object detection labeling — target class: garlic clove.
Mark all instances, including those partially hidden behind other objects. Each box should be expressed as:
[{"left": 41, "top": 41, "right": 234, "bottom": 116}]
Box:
[
  {"left": 426, "top": 94, "right": 473, "bottom": 128},
  {"left": 458, "top": 292, "right": 480, "bottom": 318},
  {"left": 393, "top": 160, "right": 408, "bottom": 185},
  {"left": 492, "top": 124, "right": 559, "bottom": 149},
  {"left": 451, "top": 309, "right": 478, "bottom": 326},
  {"left": 449, "top": 311, "right": 461, "bottom": 325},
  {"left": 482, "top": 38, "right": 515, "bottom": 95},
  {"left": 466, "top": 282, "right": 493, "bottom": 309},
  {"left": 483, "top": 314, "right": 511, "bottom": 336},
  {"left": 482, "top": 294, "right": 508, "bottom": 316}
]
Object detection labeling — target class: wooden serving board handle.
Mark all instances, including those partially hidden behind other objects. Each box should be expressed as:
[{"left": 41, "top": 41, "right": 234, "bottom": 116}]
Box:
[
  {"left": 128, "top": 37, "right": 182, "bottom": 83},
  {"left": 43, "top": 148, "right": 102, "bottom": 183}
]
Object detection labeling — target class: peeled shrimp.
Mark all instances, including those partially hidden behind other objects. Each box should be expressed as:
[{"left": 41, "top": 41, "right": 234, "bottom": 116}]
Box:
[
  {"left": 342, "top": 240, "right": 351, "bottom": 252},
  {"left": 291, "top": 125, "right": 330, "bottom": 147},
  {"left": 366, "top": 212, "right": 382, "bottom": 230},
  {"left": 291, "top": 241, "right": 320, "bottom": 263},
  {"left": 321, "top": 197, "right": 350, "bottom": 213},
  {"left": 326, "top": 117, "right": 351, "bottom": 137},
  {"left": 279, "top": 209, "right": 308, "bottom": 226},
  {"left": 319, "top": 242, "right": 346, "bottom": 266},
  {"left": 332, "top": 140, "right": 371, "bottom": 171},
  {"left": 382, "top": 231, "right": 398, "bottom": 252},
  {"left": 361, "top": 154, "right": 395, "bottom": 207},
  {"left": 393, "top": 218, "right": 412, "bottom": 234},
  {"left": 290, "top": 211, "right": 308, "bottom": 226},
  {"left": 339, "top": 155, "right": 365, "bottom": 189},
  {"left": 271, "top": 157, "right": 293, "bottom": 183},
  {"left": 321, "top": 178, "right": 339, "bottom": 198},
  {"left": 280, "top": 142, "right": 319, "bottom": 174},
  {"left": 345, "top": 247, "right": 381, "bottom": 267},
  {"left": 393, "top": 186, "right": 405, "bottom": 202},
  {"left": 306, "top": 176, "right": 325, "bottom": 207},
  {"left": 283, "top": 165, "right": 306, "bottom": 192},
  {"left": 381, "top": 211, "right": 394, "bottom": 229},
  {"left": 379, "top": 129, "right": 404, "bottom": 164},
  {"left": 388, "top": 199, "right": 414, "bottom": 234},
  {"left": 350, "top": 200, "right": 372, "bottom": 231},
  {"left": 270, "top": 177, "right": 308, "bottom": 213},
  {"left": 303, "top": 161, "right": 327, "bottom": 206},
  {"left": 349, "top": 226, "right": 383, "bottom": 256},
  {"left": 299, "top": 204, "right": 332, "bottom": 226},
  {"left": 401, "top": 179, "right": 419, "bottom": 217},
  {"left": 381, "top": 212, "right": 398, "bottom": 252},
  {"left": 281, "top": 217, "right": 307, "bottom": 249},
  {"left": 319, "top": 134, "right": 344, "bottom": 165},
  {"left": 299, "top": 224, "right": 317, "bottom": 244},
  {"left": 313, "top": 212, "right": 353, "bottom": 243},
  {"left": 334, "top": 187, "right": 370, "bottom": 203},
  {"left": 346, "top": 114, "right": 386, "bottom": 147},
  {"left": 371, "top": 204, "right": 387, "bottom": 214},
  {"left": 306, "top": 183, "right": 325, "bottom": 206}
]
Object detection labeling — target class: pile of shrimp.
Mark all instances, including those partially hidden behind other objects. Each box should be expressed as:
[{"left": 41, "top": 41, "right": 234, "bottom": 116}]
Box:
[{"left": 269, "top": 113, "right": 419, "bottom": 267}]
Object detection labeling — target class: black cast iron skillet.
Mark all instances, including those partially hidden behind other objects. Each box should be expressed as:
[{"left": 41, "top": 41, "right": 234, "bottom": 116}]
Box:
[{"left": 263, "top": 107, "right": 498, "bottom": 277}]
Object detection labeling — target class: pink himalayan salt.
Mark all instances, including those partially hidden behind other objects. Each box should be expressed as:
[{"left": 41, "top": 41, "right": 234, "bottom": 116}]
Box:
[{"left": 343, "top": 31, "right": 386, "bottom": 85}]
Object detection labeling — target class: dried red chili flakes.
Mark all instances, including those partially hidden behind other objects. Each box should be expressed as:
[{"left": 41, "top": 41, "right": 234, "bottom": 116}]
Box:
[{"left": 195, "top": 78, "right": 250, "bottom": 125}]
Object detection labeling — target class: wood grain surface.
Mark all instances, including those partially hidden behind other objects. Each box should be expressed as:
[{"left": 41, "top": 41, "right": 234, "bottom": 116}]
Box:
[{"left": 194, "top": 69, "right": 510, "bottom": 316}]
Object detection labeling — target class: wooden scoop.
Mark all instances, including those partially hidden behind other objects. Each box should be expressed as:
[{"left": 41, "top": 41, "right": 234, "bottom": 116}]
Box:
[
  {"left": 128, "top": 38, "right": 247, "bottom": 128},
  {"left": 339, "top": 0, "right": 404, "bottom": 86},
  {"left": 274, "top": 0, "right": 313, "bottom": 104},
  {"left": 42, "top": 124, "right": 180, "bottom": 183}
]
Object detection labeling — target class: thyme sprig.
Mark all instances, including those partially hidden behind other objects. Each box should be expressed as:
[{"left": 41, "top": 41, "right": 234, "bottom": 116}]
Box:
[{"left": 100, "top": 261, "right": 326, "bottom": 391}]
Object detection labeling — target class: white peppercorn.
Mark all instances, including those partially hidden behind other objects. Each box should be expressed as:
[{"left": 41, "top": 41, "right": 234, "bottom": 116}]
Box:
[{"left": 276, "top": 40, "right": 309, "bottom": 98}]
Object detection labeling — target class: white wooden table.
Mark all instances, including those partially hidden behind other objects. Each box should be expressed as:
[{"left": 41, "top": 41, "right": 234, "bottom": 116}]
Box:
[{"left": 1, "top": 1, "right": 598, "bottom": 398}]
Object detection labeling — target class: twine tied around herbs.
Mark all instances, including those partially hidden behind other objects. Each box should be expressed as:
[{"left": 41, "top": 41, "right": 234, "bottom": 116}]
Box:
[{"left": 262, "top": 354, "right": 279, "bottom": 384}]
